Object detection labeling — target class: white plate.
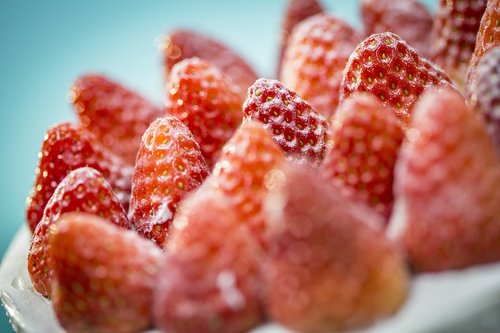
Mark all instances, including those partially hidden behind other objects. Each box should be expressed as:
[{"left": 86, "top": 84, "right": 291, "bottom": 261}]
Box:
[{"left": 1, "top": 225, "right": 500, "bottom": 333}]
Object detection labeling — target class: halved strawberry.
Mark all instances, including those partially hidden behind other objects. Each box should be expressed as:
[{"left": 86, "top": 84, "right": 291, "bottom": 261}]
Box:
[
  {"left": 321, "top": 93, "right": 404, "bottom": 221},
  {"left": 28, "top": 167, "right": 130, "bottom": 297},
  {"left": 129, "top": 117, "right": 209, "bottom": 246},
  {"left": 165, "top": 58, "right": 243, "bottom": 167},
  {"left": 341, "top": 32, "right": 453, "bottom": 128},
  {"left": 431, "top": 0, "right": 487, "bottom": 89},
  {"left": 280, "top": 13, "right": 361, "bottom": 118},
  {"left": 70, "top": 74, "right": 162, "bottom": 165},
  {"left": 277, "top": 0, "right": 323, "bottom": 78},
  {"left": 243, "top": 78, "right": 328, "bottom": 165},
  {"left": 155, "top": 189, "right": 264, "bottom": 333},
  {"left": 26, "top": 122, "right": 132, "bottom": 233},
  {"left": 49, "top": 212, "right": 162, "bottom": 333},
  {"left": 360, "top": 0, "right": 433, "bottom": 58},
  {"left": 162, "top": 29, "right": 258, "bottom": 91},
  {"left": 389, "top": 87, "right": 500, "bottom": 272}
]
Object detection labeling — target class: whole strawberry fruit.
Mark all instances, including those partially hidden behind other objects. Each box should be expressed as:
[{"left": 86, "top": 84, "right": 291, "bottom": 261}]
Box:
[
  {"left": 49, "top": 212, "right": 162, "bottom": 333},
  {"left": 280, "top": 13, "right": 361, "bottom": 118},
  {"left": 166, "top": 58, "right": 243, "bottom": 166},
  {"left": 389, "top": 87, "right": 500, "bottom": 271}
]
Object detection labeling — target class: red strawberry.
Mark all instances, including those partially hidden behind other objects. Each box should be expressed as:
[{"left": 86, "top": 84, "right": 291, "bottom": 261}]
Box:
[
  {"left": 321, "top": 93, "right": 404, "bottom": 221},
  {"left": 165, "top": 58, "right": 243, "bottom": 167},
  {"left": 243, "top": 78, "right": 328, "bottom": 165},
  {"left": 264, "top": 163, "right": 408, "bottom": 332},
  {"left": 70, "top": 74, "right": 162, "bottom": 165},
  {"left": 280, "top": 13, "right": 361, "bottom": 118},
  {"left": 49, "top": 212, "right": 162, "bottom": 333},
  {"left": 277, "top": 0, "right": 323, "bottom": 78},
  {"left": 389, "top": 87, "right": 500, "bottom": 271},
  {"left": 129, "top": 117, "right": 209, "bottom": 246},
  {"left": 360, "top": 0, "right": 433, "bottom": 58},
  {"left": 162, "top": 29, "right": 258, "bottom": 91},
  {"left": 28, "top": 167, "right": 130, "bottom": 297},
  {"left": 26, "top": 122, "right": 132, "bottom": 233},
  {"left": 341, "top": 32, "right": 453, "bottom": 128},
  {"left": 431, "top": 0, "right": 487, "bottom": 90},
  {"left": 154, "top": 189, "right": 264, "bottom": 333},
  {"left": 467, "top": 0, "right": 500, "bottom": 92},
  {"left": 208, "top": 121, "right": 285, "bottom": 244},
  {"left": 467, "top": 47, "right": 500, "bottom": 151}
]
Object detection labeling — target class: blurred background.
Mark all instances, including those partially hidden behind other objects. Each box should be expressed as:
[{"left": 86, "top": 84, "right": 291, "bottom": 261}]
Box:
[{"left": 0, "top": 0, "right": 436, "bottom": 331}]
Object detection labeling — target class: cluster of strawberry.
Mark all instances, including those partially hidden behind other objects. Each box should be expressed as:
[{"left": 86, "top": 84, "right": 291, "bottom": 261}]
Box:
[{"left": 25, "top": 0, "right": 499, "bottom": 332}]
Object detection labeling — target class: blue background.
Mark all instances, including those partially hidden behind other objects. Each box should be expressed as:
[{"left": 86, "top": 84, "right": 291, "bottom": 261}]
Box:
[{"left": 0, "top": 0, "right": 436, "bottom": 331}]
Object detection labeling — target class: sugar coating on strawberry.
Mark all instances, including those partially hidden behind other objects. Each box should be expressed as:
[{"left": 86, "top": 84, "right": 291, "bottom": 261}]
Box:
[
  {"left": 277, "top": 0, "right": 323, "bottom": 78},
  {"left": 28, "top": 167, "right": 130, "bottom": 297},
  {"left": 49, "top": 213, "right": 162, "bottom": 333},
  {"left": 70, "top": 74, "right": 162, "bottom": 165},
  {"left": 209, "top": 121, "right": 285, "bottom": 244},
  {"left": 163, "top": 29, "right": 258, "bottom": 91},
  {"left": 321, "top": 93, "right": 404, "bottom": 221},
  {"left": 166, "top": 58, "right": 244, "bottom": 167},
  {"left": 341, "top": 32, "right": 452, "bottom": 128},
  {"left": 26, "top": 122, "right": 132, "bottom": 233},
  {"left": 280, "top": 13, "right": 361, "bottom": 118},
  {"left": 431, "top": 0, "right": 487, "bottom": 90},
  {"left": 467, "top": 0, "right": 500, "bottom": 91},
  {"left": 129, "top": 117, "right": 209, "bottom": 246},
  {"left": 360, "top": 0, "right": 433, "bottom": 58},
  {"left": 243, "top": 78, "right": 328, "bottom": 165},
  {"left": 264, "top": 163, "right": 408, "bottom": 332},
  {"left": 389, "top": 88, "right": 500, "bottom": 271},
  {"left": 155, "top": 190, "right": 264, "bottom": 333}
]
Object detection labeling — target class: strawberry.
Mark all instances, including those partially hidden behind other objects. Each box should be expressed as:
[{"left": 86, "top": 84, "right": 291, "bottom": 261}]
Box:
[
  {"left": 208, "top": 121, "right": 285, "bottom": 244},
  {"left": 129, "top": 117, "right": 209, "bottom": 246},
  {"left": 280, "top": 13, "right": 361, "bottom": 118},
  {"left": 243, "top": 78, "right": 328, "bottom": 165},
  {"left": 154, "top": 189, "right": 264, "bottom": 333},
  {"left": 264, "top": 163, "right": 408, "bottom": 332},
  {"left": 70, "top": 74, "right": 162, "bottom": 165},
  {"left": 389, "top": 87, "right": 500, "bottom": 272},
  {"left": 341, "top": 32, "right": 453, "bottom": 128},
  {"left": 321, "top": 93, "right": 404, "bottom": 221},
  {"left": 28, "top": 167, "right": 130, "bottom": 297},
  {"left": 162, "top": 29, "right": 258, "bottom": 91},
  {"left": 49, "top": 212, "right": 162, "bottom": 333},
  {"left": 165, "top": 58, "right": 243, "bottom": 167},
  {"left": 467, "top": 47, "right": 500, "bottom": 151},
  {"left": 431, "top": 0, "right": 487, "bottom": 90},
  {"left": 25, "top": 122, "right": 132, "bottom": 233},
  {"left": 466, "top": 0, "right": 500, "bottom": 92},
  {"left": 277, "top": 0, "right": 323, "bottom": 78},
  {"left": 360, "top": 0, "right": 433, "bottom": 58}
]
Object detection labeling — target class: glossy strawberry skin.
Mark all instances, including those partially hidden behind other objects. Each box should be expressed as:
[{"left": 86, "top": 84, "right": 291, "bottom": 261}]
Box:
[
  {"left": 163, "top": 29, "right": 258, "bottom": 91},
  {"left": 129, "top": 117, "right": 209, "bottom": 246},
  {"left": 360, "top": 0, "right": 433, "bottom": 58},
  {"left": 281, "top": 13, "right": 361, "bottom": 118},
  {"left": 209, "top": 121, "right": 285, "bottom": 244},
  {"left": 389, "top": 88, "right": 500, "bottom": 272},
  {"left": 26, "top": 122, "right": 132, "bottom": 233},
  {"left": 431, "top": 0, "right": 487, "bottom": 89},
  {"left": 70, "top": 74, "right": 162, "bottom": 165},
  {"left": 28, "top": 167, "right": 130, "bottom": 297},
  {"left": 341, "top": 32, "right": 453, "bottom": 128},
  {"left": 155, "top": 190, "right": 264, "bottom": 333},
  {"left": 277, "top": 0, "right": 323, "bottom": 78},
  {"left": 321, "top": 94, "right": 404, "bottom": 221},
  {"left": 49, "top": 213, "right": 162, "bottom": 333},
  {"left": 243, "top": 78, "right": 328, "bottom": 165},
  {"left": 166, "top": 58, "right": 243, "bottom": 167}
]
